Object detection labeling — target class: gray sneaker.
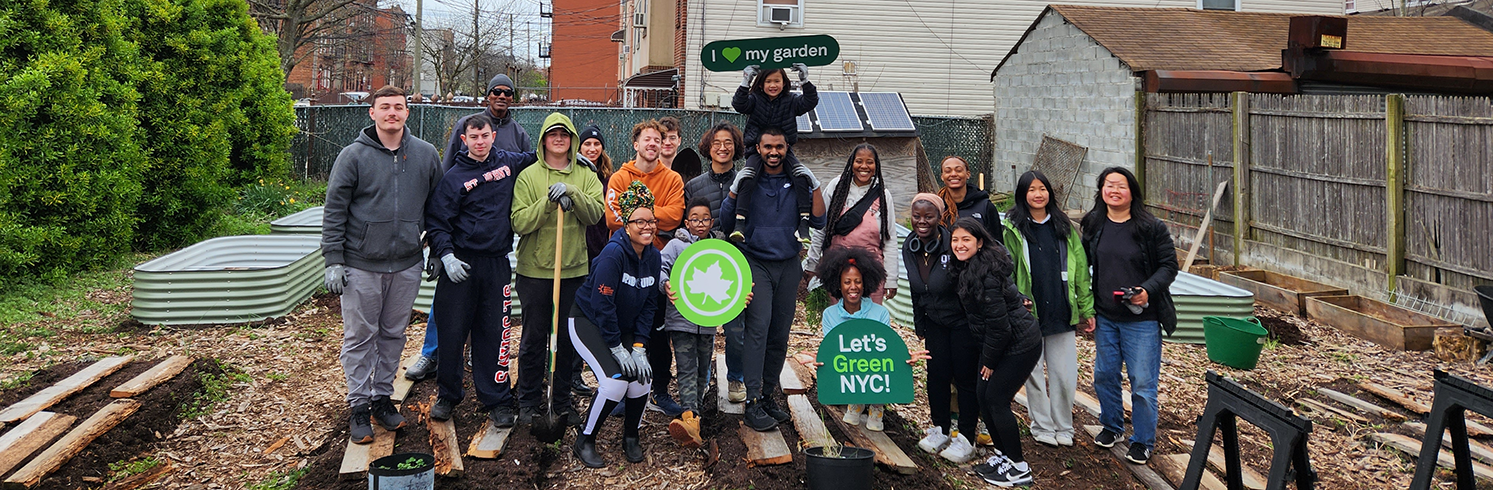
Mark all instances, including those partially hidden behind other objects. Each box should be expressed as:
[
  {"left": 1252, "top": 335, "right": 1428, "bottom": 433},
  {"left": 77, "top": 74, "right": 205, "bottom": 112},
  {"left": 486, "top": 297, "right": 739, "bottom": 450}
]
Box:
[{"left": 405, "top": 356, "right": 437, "bottom": 381}]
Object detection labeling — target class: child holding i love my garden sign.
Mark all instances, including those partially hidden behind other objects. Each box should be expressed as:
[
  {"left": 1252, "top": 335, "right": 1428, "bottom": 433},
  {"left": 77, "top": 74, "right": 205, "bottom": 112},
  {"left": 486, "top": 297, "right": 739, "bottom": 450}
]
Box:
[{"left": 814, "top": 247, "right": 928, "bottom": 431}]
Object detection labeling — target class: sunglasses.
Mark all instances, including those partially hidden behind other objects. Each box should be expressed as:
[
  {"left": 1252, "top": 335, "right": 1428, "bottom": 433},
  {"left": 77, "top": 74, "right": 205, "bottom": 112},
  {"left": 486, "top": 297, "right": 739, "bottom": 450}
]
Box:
[{"left": 489, "top": 88, "right": 515, "bottom": 97}]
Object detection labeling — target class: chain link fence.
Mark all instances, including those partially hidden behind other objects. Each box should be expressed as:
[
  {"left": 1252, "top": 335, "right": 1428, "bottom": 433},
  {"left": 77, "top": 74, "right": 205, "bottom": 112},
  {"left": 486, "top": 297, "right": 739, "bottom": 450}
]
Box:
[{"left": 292, "top": 105, "right": 992, "bottom": 181}]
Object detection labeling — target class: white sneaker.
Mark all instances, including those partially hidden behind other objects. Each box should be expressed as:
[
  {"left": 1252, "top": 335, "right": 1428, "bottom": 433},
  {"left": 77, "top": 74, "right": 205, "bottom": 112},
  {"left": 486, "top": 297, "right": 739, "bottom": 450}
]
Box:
[
  {"left": 1033, "top": 432, "right": 1058, "bottom": 447},
  {"left": 938, "top": 434, "right": 975, "bottom": 463},
  {"left": 1055, "top": 432, "right": 1074, "bottom": 446},
  {"left": 842, "top": 404, "right": 864, "bottom": 425},
  {"left": 865, "top": 405, "right": 885, "bottom": 432},
  {"left": 917, "top": 426, "right": 951, "bottom": 454}
]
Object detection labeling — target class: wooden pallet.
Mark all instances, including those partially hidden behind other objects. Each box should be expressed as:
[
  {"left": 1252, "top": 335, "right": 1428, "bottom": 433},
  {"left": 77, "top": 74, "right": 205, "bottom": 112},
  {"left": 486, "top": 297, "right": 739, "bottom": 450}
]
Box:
[
  {"left": 466, "top": 419, "right": 513, "bottom": 459},
  {"left": 0, "top": 412, "right": 75, "bottom": 477},
  {"left": 823, "top": 405, "right": 916, "bottom": 474},
  {"left": 110, "top": 356, "right": 191, "bottom": 398},
  {"left": 715, "top": 355, "right": 743, "bottom": 415},
  {"left": 4, "top": 400, "right": 140, "bottom": 489},
  {"left": 737, "top": 422, "right": 792, "bottom": 466},
  {"left": 0, "top": 356, "right": 133, "bottom": 425}
]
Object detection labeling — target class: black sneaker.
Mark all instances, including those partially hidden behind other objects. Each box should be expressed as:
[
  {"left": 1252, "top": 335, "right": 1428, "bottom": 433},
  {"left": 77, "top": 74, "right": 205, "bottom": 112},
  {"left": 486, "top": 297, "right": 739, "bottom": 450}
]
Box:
[
  {"left": 572, "top": 372, "right": 596, "bottom": 397},
  {"left": 517, "top": 406, "right": 540, "bottom": 426},
  {"left": 405, "top": 355, "right": 437, "bottom": 381},
  {"left": 1094, "top": 429, "right": 1120, "bottom": 448},
  {"left": 971, "top": 455, "right": 1006, "bottom": 477},
  {"left": 760, "top": 395, "right": 791, "bottom": 424},
  {"left": 430, "top": 397, "right": 456, "bottom": 421},
  {"left": 1125, "top": 443, "right": 1152, "bottom": 464},
  {"left": 370, "top": 396, "right": 406, "bottom": 430},
  {"left": 730, "top": 217, "right": 748, "bottom": 242},
  {"left": 557, "top": 405, "right": 584, "bottom": 427},
  {"left": 490, "top": 405, "right": 517, "bottom": 428},
  {"left": 980, "top": 458, "right": 1033, "bottom": 487},
  {"left": 349, "top": 403, "right": 374, "bottom": 444},
  {"left": 796, "top": 215, "right": 812, "bottom": 243},
  {"left": 743, "top": 398, "right": 778, "bottom": 431}
]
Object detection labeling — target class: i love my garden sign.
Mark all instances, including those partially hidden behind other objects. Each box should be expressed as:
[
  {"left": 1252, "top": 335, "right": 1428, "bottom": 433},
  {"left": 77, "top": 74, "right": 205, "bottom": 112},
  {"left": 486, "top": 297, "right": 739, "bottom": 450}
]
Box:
[
  {"left": 701, "top": 35, "right": 839, "bottom": 72},
  {"left": 815, "top": 319, "right": 914, "bottom": 405}
]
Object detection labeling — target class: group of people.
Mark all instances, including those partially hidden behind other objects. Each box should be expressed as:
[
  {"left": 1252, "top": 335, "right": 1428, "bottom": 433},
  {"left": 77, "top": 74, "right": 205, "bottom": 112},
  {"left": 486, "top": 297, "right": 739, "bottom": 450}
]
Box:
[{"left": 321, "top": 64, "right": 1179, "bottom": 488}]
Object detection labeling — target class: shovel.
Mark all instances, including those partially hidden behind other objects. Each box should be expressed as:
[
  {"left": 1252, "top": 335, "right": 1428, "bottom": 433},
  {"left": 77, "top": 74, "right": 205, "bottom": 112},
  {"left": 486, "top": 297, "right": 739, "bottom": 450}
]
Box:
[{"left": 532, "top": 202, "right": 568, "bottom": 444}]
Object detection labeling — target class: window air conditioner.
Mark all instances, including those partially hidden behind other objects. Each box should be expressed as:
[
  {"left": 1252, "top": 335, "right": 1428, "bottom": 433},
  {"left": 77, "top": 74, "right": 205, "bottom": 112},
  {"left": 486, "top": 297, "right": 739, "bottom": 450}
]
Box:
[
  {"left": 633, "top": 12, "right": 647, "bottom": 28},
  {"left": 768, "top": 6, "right": 794, "bottom": 25}
]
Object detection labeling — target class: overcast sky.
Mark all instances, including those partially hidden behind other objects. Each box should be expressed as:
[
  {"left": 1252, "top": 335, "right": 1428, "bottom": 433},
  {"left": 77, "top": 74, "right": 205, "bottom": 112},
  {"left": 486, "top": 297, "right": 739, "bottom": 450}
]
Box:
[{"left": 385, "top": 0, "right": 553, "bottom": 66}]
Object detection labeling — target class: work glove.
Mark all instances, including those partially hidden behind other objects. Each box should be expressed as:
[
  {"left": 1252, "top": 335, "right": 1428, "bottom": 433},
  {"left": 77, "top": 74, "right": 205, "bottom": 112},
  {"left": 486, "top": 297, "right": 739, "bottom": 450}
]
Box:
[
  {"left": 441, "top": 253, "right": 470, "bottom": 283},
  {"left": 792, "top": 63, "right": 809, "bottom": 82},
  {"left": 557, "top": 195, "right": 574, "bottom": 212},
  {"left": 630, "top": 346, "right": 651, "bottom": 384},
  {"left": 741, "top": 65, "right": 760, "bottom": 87},
  {"left": 610, "top": 344, "right": 637, "bottom": 378},
  {"left": 729, "top": 165, "right": 757, "bottom": 195},
  {"left": 424, "top": 255, "right": 443, "bottom": 282},
  {"left": 792, "top": 164, "right": 820, "bottom": 191},
  {"left": 548, "top": 182, "right": 571, "bottom": 202},
  {"left": 324, "top": 265, "right": 347, "bottom": 295},
  {"left": 576, "top": 154, "right": 597, "bottom": 172}
]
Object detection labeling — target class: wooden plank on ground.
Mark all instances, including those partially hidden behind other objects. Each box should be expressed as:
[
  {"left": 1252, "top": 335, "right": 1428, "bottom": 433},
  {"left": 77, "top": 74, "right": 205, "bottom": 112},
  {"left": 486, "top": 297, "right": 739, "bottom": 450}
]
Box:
[
  {"left": 100, "top": 460, "right": 172, "bottom": 490},
  {"left": 1074, "top": 390, "right": 1102, "bottom": 418},
  {"left": 1297, "top": 398, "right": 1369, "bottom": 424},
  {"left": 824, "top": 405, "right": 917, "bottom": 474},
  {"left": 736, "top": 422, "right": 792, "bottom": 466},
  {"left": 465, "top": 419, "right": 512, "bottom": 459},
  {"left": 339, "top": 425, "right": 396, "bottom": 480},
  {"left": 716, "top": 355, "right": 742, "bottom": 415},
  {"left": 1359, "top": 382, "right": 1430, "bottom": 415},
  {"left": 1371, "top": 432, "right": 1493, "bottom": 480},
  {"left": 790, "top": 354, "right": 817, "bottom": 385},
  {"left": 3, "top": 399, "right": 140, "bottom": 489},
  {"left": 1318, "top": 387, "right": 1407, "bottom": 421},
  {"left": 1405, "top": 422, "right": 1493, "bottom": 466},
  {"left": 109, "top": 355, "right": 192, "bottom": 398},
  {"left": 0, "top": 412, "right": 76, "bottom": 477},
  {"left": 0, "top": 356, "right": 133, "bottom": 425},
  {"left": 390, "top": 355, "right": 422, "bottom": 404},
  {"left": 786, "top": 394, "right": 833, "bottom": 449},
  {"left": 429, "top": 417, "right": 463, "bottom": 477},
  {"left": 1083, "top": 425, "right": 1174, "bottom": 490},
  {"left": 1153, "top": 454, "right": 1227, "bottom": 490},
  {"left": 1177, "top": 439, "right": 1269, "bottom": 490},
  {"left": 779, "top": 362, "right": 806, "bottom": 395}
]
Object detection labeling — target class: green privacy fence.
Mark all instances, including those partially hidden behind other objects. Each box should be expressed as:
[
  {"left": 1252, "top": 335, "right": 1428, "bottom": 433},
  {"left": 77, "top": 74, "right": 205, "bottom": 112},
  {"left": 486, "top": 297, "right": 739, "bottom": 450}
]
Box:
[{"left": 291, "top": 105, "right": 992, "bottom": 181}]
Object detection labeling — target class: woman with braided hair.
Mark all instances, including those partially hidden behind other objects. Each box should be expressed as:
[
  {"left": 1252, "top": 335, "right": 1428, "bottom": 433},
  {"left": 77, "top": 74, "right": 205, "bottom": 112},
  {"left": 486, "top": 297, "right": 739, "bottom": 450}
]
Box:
[{"left": 805, "top": 144, "right": 898, "bottom": 303}]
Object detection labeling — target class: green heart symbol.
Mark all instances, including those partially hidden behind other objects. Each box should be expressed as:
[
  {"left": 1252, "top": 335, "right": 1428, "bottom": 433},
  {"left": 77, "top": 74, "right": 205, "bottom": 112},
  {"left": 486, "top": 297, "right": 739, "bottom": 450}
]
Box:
[{"left": 722, "top": 47, "right": 741, "bottom": 63}]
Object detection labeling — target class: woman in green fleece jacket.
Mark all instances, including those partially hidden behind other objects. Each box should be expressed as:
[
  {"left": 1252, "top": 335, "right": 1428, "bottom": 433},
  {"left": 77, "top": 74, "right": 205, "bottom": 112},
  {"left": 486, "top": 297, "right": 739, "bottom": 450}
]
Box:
[
  {"left": 510, "top": 112, "right": 607, "bottom": 422},
  {"left": 1000, "top": 170, "right": 1095, "bottom": 448}
]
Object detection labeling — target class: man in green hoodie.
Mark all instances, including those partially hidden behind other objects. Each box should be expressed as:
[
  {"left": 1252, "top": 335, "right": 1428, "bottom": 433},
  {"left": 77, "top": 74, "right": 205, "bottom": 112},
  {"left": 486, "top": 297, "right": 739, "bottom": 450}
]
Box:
[{"left": 512, "top": 113, "right": 606, "bottom": 425}]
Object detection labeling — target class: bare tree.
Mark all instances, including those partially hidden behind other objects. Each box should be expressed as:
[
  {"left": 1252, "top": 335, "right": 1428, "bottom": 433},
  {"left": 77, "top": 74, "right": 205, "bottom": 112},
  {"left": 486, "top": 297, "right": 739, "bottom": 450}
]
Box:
[
  {"left": 419, "top": 0, "right": 521, "bottom": 97},
  {"left": 249, "top": 0, "right": 368, "bottom": 79}
]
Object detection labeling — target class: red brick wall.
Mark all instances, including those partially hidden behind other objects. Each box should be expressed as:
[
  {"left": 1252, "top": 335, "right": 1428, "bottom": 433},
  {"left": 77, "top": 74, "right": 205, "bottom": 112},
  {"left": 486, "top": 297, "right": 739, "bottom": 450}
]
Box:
[{"left": 552, "top": 0, "right": 622, "bottom": 104}]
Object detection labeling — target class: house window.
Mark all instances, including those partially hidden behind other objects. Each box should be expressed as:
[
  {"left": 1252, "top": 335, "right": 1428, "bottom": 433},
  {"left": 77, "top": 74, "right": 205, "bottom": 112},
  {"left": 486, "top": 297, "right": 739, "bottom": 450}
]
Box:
[
  {"left": 1198, "top": 0, "right": 1239, "bottom": 11},
  {"left": 757, "top": 0, "right": 802, "bottom": 28}
]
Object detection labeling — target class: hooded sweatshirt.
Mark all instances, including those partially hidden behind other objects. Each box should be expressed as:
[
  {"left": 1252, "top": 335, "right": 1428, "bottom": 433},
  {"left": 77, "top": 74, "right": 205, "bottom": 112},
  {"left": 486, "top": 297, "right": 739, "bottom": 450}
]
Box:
[
  {"left": 512, "top": 113, "right": 607, "bottom": 279},
  {"left": 322, "top": 125, "right": 441, "bottom": 272},
  {"left": 1001, "top": 217, "right": 1096, "bottom": 336},
  {"left": 659, "top": 228, "right": 726, "bottom": 335},
  {"left": 576, "top": 228, "right": 663, "bottom": 347},
  {"left": 956, "top": 188, "right": 1004, "bottom": 237},
  {"left": 424, "top": 147, "right": 536, "bottom": 259},
  {"left": 442, "top": 107, "right": 532, "bottom": 174},
  {"left": 606, "top": 159, "right": 685, "bottom": 249}
]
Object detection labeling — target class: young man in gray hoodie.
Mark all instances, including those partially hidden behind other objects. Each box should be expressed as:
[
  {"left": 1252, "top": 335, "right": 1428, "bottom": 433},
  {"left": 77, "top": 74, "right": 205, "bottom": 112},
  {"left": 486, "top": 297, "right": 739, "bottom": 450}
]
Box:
[{"left": 322, "top": 85, "right": 443, "bottom": 444}]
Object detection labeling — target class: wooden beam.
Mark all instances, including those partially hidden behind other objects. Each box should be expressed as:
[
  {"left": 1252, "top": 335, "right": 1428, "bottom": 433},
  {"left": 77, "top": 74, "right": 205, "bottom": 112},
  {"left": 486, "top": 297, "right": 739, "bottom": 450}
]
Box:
[
  {"left": 715, "top": 355, "right": 742, "bottom": 415},
  {"left": 465, "top": 419, "right": 512, "bottom": 459},
  {"left": 1232, "top": 91, "right": 1251, "bottom": 266},
  {"left": 339, "top": 425, "right": 396, "bottom": 480},
  {"left": 0, "top": 412, "right": 75, "bottom": 477},
  {"left": 0, "top": 356, "right": 133, "bottom": 424},
  {"left": 1083, "top": 425, "right": 1174, "bottom": 490},
  {"left": 1154, "top": 454, "right": 1227, "bottom": 490},
  {"left": 1385, "top": 93, "right": 1407, "bottom": 290},
  {"left": 110, "top": 355, "right": 192, "bottom": 398},
  {"left": 1074, "top": 390, "right": 1102, "bottom": 418},
  {"left": 786, "top": 394, "right": 833, "bottom": 449},
  {"left": 1358, "top": 382, "right": 1431, "bottom": 415},
  {"left": 390, "top": 355, "right": 422, "bottom": 404},
  {"left": 1318, "top": 387, "right": 1406, "bottom": 421},
  {"left": 3, "top": 399, "right": 140, "bottom": 489},
  {"left": 1135, "top": 90, "right": 1148, "bottom": 187},
  {"left": 1183, "top": 181, "right": 1230, "bottom": 271},
  {"left": 1371, "top": 432, "right": 1493, "bottom": 480},
  {"left": 824, "top": 405, "right": 917, "bottom": 474},
  {"left": 99, "top": 460, "right": 172, "bottom": 490},
  {"left": 736, "top": 422, "right": 792, "bottom": 466},
  {"left": 429, "top": 417, "right": 463, "bottom": 477},
  {"left": 1297, "top": 398, "right": 1369, "bottom": 424},
  {"left": 779, "top": 361, "right": 806, "bottom": 395},
  {"left": 1404, "top": 422, "right": 1493, "bottom": 466},
  {"left": 1177, "top": 439, "right": 1269, "bottom": 490}
]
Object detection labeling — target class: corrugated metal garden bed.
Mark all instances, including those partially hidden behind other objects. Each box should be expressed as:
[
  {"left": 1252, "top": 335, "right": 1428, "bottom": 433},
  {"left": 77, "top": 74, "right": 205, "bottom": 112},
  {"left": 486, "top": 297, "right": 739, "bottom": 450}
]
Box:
[
  {"left": 132, "top": 235, "right": 323, "bottom": 325},
  {"left": 269, "top": 206, "right": 323, "bottom": 234},
  {"left": 1168, "top": 272, "right": 1255, "bottom": 344}
]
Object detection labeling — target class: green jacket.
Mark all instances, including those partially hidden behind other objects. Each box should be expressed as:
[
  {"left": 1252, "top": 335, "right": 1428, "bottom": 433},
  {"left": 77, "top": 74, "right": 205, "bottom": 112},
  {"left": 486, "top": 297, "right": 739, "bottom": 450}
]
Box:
[
  {"left": 512, "top": 113, "right": 605, "bottom": 279},
  {"left": 1001, "top": 217, "right": 1096, "bottom": 333}
]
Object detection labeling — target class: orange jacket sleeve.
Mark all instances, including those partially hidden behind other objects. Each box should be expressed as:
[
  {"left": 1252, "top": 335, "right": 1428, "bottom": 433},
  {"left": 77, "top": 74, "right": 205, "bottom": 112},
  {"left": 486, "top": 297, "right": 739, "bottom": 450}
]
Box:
[
  {"left": 605, "top": 171, "right": 628, "bottom": 232},
  {"left": 651, "top": 172, "right": 685, "bottom": 247}
]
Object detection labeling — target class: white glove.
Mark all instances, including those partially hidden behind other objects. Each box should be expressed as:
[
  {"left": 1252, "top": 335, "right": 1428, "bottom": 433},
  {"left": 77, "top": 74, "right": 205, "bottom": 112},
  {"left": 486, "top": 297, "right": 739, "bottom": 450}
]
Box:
[
  {"left": 792, "top": 63, "right": 809, "bottom": 82},
  {"left": 548, "top": 182, "right": 570, "bottom": 202},
  {"left": 630, "top": 346, "right": 651, "bottom": 384},
  {"left": 730, "top": 166, "right": 757, "bottom": 194},
  {"left": 792, "top": 165, "right": 820, "bottom": 191},
  {"left": 441, "top": 253, "right": 470, "bottom": 283},
  {"left": 324, "top": 265, "right": 347, "bottom": 295},
  {"left": 610, "top": 345, "right": 636, "bottom": 378},
  {"left": 741, "top": 65, "right": 760, "bottom": 87}
]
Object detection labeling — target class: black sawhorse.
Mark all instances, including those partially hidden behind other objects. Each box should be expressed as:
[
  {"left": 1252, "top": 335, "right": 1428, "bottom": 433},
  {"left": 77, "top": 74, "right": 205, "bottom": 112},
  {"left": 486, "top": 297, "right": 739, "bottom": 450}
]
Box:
[
  {"left": 1181, "top": 371, "right": 1316, "bottom": 490},
  {"left": 1410, "top": 370, "right": 1493, "bottom": 489}
]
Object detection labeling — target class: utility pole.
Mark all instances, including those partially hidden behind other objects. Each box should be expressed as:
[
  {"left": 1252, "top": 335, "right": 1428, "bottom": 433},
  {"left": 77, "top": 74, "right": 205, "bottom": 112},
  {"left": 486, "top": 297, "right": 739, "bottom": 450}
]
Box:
[
  {"left": 413, "top": 0, "right": 423, "bottom": 97},
  {"left": 509, "top": 14, "right": 516, "bottom": 81},
  {"left": 473, "top": 0, "right": 482, "bottom": 96}
]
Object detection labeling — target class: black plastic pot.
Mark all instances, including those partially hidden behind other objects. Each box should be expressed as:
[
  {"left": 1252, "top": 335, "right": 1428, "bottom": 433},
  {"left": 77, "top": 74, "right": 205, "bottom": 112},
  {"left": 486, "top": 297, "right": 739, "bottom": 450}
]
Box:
[
  {"left": 368, "top": 452, "right": 435, "bottom": 490},
  {"left": 805, "top": 446, "right": 874, "bottom": 490}
]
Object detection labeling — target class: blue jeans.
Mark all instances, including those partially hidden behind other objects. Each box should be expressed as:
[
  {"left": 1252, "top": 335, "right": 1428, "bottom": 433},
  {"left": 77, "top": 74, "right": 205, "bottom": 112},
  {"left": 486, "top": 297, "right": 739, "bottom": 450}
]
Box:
[
  {"left": 1093, "top": 315, "right": 1161, "bottom": 449},
  {"left": 420, "top": 306, "right": 439, "bottom": 359},
  {"left": 723, "top": 314, "right": 745, "bottom": 382}
]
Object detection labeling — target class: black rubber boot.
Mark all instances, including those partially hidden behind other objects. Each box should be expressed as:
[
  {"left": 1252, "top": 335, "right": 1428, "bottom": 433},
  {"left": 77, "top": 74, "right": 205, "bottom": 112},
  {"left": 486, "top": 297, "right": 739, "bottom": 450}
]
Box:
[
  {"left": 573, "top": 433, "right": 605, "bottom": 468},
  {"left": 622, "top": 395, "right": 647, "bottom": 462},
  {"left": 349, "top": 403, "right": 374, "bottom": 444},
  {"left": 743, "top": 397, "right": 778, "bottom": 431},
  {"left": 623, "top": 436, "right": 645, "bottom": 463},
  {"left": 370, "top": 396, "right": 406, "bottom": 430}
]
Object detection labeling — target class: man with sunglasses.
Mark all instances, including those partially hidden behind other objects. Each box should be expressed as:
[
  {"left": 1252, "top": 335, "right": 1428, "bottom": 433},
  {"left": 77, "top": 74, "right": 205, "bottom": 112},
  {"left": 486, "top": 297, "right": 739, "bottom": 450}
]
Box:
[{"left": 407, "top": 74, "right": 536, "bottom": 383}]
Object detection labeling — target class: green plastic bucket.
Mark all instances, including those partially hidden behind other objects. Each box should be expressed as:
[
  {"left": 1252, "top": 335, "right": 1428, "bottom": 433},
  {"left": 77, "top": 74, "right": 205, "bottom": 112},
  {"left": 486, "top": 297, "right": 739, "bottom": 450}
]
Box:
[{"left": 1203, "top": 316, "right": 1269, "bottom": 370}]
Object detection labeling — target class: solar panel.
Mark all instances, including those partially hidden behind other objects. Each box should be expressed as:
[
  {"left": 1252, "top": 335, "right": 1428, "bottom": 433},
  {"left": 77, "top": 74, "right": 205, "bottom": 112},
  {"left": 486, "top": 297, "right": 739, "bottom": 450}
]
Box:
[
  {"left": 857, "top": 92, "right": 916, "bottom": 131},
  {"left": 813, "top": 91, "right": 863, "bottom": 132},
  {"left": 796, "top": 113, "right": 813, "bottom": 133}
]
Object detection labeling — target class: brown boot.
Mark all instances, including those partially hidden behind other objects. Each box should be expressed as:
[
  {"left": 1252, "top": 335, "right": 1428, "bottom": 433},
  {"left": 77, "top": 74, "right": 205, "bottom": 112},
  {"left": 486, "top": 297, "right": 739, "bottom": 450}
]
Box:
[{"left": 669, "top": 411, "right": 704, "bottom": 448}]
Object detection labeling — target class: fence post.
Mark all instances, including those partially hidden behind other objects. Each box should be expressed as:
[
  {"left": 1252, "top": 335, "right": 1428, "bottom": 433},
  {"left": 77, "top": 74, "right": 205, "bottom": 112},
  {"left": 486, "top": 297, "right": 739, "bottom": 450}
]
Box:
[
  {"left": 1134, "top": 90, "right": 1147, "bottom": 188},
  {"left": 1385, "top": 93, "right": 1407, "bottom": 291},
  {"left": 1232, "top": 91, "right": 1251, "bottom": 267}
]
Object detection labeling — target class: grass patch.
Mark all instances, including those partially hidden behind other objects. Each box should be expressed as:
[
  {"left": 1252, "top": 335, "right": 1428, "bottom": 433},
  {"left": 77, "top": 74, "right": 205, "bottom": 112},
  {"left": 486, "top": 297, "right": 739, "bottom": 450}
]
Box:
[
  {"left": 108, "top": 456, "right": 162, "bottom": 481},
  {"left": 247, "top": 466, "right": 311, "bottom": 490},
  {"left": 0, "top": 252, "right": 151, "bottom": 341},
  {"left": 182, "top": 362, "right": 253, "bottom": 419},
  {"left": 0, "top": 371, "right": 34, "bottom": 390}
]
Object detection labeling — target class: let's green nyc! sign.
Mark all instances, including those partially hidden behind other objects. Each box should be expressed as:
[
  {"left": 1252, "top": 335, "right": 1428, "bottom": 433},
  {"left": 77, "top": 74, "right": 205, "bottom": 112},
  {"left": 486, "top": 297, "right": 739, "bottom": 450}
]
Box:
[
  {"left": 669, "top": 239, "right": 753, "bottom": 327},
  {"left": 815, "top": 319, "right": 914, "bottom": 405},
  {"left": 701, "top": 35, "right": 839, "bottom": 72}
]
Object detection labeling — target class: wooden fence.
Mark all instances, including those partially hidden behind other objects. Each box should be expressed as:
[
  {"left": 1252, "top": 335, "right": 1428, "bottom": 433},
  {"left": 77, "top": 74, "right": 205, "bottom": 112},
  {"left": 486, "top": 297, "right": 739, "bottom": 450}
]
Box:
[{"left": 1142, "top": 92, "right": 1493, "bottom": 292}]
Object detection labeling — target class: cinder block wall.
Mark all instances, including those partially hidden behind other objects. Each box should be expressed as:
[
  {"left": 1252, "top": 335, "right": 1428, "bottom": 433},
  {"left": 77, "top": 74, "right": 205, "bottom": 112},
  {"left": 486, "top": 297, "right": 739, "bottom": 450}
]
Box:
[{"left": 992, "top": 12, "right": 1139, "bottom": 210}]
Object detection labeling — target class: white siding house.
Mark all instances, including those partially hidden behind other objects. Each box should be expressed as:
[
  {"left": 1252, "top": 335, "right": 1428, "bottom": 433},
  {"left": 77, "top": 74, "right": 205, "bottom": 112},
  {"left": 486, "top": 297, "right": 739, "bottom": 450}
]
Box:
[{"left": 682, "top": 0, "right": 1342, "bottom": 117}]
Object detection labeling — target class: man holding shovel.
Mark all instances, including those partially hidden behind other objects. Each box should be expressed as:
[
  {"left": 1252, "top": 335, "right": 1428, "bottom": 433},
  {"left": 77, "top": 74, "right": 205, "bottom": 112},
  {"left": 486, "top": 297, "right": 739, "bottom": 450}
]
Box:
[
  {"left": 423, "top": 114, "right": 537, "bottom": 427},
  {"left": 512, "top": 113, "right": 605, "bottom": 428}
]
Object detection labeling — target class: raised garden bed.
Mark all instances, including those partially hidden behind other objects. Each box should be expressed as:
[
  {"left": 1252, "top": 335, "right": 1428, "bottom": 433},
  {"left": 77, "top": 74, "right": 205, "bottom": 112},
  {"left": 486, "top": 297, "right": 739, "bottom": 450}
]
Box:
[
  {"left": 132, "top": 235, "right": 322, "bottom": 325},
  {"left": 1168, "top": 272, "right": 1256, "bottom": 344},
  {"left": 1305, "top": 295, "right": 1457, "bottom": 351},
  {"left": 1219, "top": 269, "right": 1348, "bottom": 315}
]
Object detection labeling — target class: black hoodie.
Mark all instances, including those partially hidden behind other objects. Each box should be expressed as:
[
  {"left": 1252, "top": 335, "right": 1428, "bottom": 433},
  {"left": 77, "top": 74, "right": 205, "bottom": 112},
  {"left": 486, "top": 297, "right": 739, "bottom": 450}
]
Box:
[{"left": 956, "top": 188, "right": 1004, "bottom": 236}]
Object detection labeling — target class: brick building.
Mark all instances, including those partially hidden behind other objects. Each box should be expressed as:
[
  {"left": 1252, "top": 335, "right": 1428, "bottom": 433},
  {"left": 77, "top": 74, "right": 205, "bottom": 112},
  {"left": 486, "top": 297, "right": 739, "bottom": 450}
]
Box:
[
  {"left": 549, "top": 0, "right": 622, "bottom": 104},
  {"left": 283, "top": 2, "right": 411, "bottom": 103}
]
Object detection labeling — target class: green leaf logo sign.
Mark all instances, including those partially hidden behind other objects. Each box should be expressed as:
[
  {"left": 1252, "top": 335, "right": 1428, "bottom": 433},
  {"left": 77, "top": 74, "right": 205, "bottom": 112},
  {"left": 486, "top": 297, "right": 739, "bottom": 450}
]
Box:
[
  {"left": 669, "top": 239, "right": 753, "bottom": 327},
  {"left": 701, "top": 35, "right": 839, "bottom": 72}
]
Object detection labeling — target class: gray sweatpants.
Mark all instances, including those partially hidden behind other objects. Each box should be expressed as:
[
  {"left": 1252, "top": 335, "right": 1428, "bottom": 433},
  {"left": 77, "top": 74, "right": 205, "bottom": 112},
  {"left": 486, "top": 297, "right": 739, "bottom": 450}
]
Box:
[
  {"left": 340, "top": 263, "right": 423, "bottom": 407},
  {"left": 1024, "top": 330, "right": 1078, "bottom": 439}
]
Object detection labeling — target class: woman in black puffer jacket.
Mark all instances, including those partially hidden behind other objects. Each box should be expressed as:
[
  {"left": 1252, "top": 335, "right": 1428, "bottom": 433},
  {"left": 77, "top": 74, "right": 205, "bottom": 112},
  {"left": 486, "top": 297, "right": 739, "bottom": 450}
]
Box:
[{"left": 948, "top": 216, "right": 1042, "bottom": 487}]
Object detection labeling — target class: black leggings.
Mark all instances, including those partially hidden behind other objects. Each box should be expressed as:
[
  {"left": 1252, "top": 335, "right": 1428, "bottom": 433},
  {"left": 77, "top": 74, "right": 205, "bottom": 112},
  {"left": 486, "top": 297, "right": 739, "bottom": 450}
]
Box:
[
  {"left": 924, "top": 322, "right": 980, "bottom": 438},
  {"left": 978, "top": 347, "right": 1042, "bottom": 463},
  {"left": 568, "top": 305, "right": 649, "bottom": 437}
]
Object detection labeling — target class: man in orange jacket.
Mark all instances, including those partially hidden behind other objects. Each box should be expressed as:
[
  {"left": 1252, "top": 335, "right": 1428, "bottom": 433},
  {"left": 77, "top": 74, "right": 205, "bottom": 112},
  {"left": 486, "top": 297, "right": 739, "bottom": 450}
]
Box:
[{"left": 606, "top": 120, "right": 684, "bottom": 250}]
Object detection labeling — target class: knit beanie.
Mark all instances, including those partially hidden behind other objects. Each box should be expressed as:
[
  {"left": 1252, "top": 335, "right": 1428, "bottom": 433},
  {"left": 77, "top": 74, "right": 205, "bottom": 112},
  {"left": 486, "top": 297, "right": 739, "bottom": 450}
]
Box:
[
  {"left": 578, "top": 125, "right": 605, "bottom": 149},
  {"left": 486, "top": 74, "right": 516, "bottom": 94}
]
